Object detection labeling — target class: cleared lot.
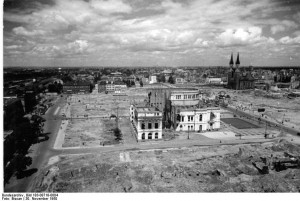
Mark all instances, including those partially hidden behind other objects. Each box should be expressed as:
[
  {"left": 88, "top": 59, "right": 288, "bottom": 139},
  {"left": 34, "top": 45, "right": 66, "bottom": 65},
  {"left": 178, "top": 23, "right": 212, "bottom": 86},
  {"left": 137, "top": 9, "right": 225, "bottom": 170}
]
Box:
[
  {"left": 63, "top": 119, "right": 118, "bottom": 147},
  {"left": 221, "top": 118, "right": 260, "bottom": 129},
  {"left": 61, "top": 88, "right": 147, "bottom": 147}
]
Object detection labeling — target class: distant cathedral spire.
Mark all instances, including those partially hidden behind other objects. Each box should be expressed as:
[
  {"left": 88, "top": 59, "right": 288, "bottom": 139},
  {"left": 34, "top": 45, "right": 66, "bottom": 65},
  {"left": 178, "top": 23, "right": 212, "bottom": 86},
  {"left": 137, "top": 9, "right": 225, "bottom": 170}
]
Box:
[
  {"left": 235, "top": 52, "right": 240, "bottom": 67},
  {"left": 229, "top": 52, "right": 234, "bottom": 67}
]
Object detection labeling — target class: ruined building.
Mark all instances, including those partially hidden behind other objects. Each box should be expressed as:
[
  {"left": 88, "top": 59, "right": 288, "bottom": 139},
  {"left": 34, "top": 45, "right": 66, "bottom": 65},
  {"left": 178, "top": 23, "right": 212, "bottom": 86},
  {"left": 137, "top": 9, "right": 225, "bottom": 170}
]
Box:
[
  {"left": 130, "top": 104, "right": 163, "bottom": 141},
  {"left": 169, "top": 90, "right": 220, "bottom": 131}
]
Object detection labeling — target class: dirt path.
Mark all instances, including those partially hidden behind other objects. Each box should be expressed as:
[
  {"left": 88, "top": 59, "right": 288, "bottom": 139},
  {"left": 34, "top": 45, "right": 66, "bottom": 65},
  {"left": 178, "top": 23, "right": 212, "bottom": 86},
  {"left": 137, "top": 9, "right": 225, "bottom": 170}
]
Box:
[{"left": 119, "top": 118, "right": 137, "bottom": 144}]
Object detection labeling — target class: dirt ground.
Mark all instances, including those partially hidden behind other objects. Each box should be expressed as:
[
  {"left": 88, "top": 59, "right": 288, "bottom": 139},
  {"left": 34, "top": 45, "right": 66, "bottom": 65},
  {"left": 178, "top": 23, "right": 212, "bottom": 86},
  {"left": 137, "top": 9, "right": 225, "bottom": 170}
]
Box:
[
  {"left": 32, "top": 139, "right": 300, "bottom": 192},
  {"left": 66, "top": 88, "right": 147, "bottom": 118},
  {"left": 61, "top": 88, "right": 147, "bottom": 147},
  {"left": 63, "top": 119, "right": 119, "bottom": 147},
  {"left": 210, "top": 89, "right": 300, "bottom": 131}
]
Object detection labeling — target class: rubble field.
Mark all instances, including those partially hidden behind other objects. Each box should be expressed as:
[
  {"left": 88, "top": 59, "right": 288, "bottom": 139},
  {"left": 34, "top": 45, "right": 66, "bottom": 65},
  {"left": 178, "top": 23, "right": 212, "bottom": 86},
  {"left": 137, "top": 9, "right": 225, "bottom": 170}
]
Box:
[
  {"left": 63, "top": 119, "right": 118, "bottom": 147},
  {"left": 32, "top": 139, "right": 300, "bottom": 192},
  {"left": 61, "top": 88, "right": 148, "bottom": 147},
  {"left": 212, "top": 89, "right": 300, "bottom": 131},
  {"left": 67, "top": 88, "right": 147, "bottom": 118}
]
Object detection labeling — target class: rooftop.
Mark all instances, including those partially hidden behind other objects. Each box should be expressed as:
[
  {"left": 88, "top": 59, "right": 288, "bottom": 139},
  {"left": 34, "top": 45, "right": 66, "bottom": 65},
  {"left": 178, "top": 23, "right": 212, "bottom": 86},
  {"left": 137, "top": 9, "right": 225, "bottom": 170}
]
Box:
[
  {"left": 114, "top": 81, "right": 126, "bottom": 85},
  {"left": 177, "top": 105, "right": 220, "bottom": 112},
  {"left": 171, "top": 90, "right": 199, "bottom": 94},
  {"left": 162, "top": 69, "right": 172, "bottom": 74},
  {"left": 136, "top": 107, "right": 160, "bottom": 113},
  {"left": 64, "top": 81, "right": 90, "bottom": 86},
  {"left": 111, "top": 72, "right": 122, "bottom": 75}
]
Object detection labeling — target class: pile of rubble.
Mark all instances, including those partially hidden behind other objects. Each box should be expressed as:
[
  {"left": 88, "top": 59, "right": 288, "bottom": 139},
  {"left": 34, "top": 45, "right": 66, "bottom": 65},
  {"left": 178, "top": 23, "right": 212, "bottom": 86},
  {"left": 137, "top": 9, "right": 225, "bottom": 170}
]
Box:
[{"left": 32, "top": 140, "right": 300, "bottom": 192}]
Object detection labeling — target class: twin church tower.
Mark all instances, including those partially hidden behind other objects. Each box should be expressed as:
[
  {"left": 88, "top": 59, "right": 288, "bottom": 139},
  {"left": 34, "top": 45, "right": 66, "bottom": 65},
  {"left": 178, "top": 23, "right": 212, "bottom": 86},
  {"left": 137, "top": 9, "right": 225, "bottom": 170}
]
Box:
[
  {"left": 229, "top": 52, "right": 240, "bottom": 72},
  {"left": 227, "top": 53, "right": 254, "bottom": 90}
]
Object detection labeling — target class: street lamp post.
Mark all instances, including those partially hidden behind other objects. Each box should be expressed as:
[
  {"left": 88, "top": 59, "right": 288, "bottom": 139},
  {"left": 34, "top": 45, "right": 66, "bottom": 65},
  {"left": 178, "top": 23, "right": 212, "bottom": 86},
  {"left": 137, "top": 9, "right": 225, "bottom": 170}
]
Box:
[{"left": 187, "top": 126, "right": 190, "bottom": 140}]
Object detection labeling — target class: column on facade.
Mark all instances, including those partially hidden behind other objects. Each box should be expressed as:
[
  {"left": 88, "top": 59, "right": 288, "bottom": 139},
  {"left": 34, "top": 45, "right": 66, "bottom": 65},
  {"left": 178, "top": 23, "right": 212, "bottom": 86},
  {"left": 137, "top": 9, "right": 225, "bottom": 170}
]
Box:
[{"left": 159, "top": 120, "right": 162, "bottom": 129}]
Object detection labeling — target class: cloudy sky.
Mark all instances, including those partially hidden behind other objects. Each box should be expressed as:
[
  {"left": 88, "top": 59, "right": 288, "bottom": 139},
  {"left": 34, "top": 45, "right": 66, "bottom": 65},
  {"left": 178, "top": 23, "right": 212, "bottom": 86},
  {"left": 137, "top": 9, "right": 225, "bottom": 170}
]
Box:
[{"left": 3, "top": 0, "right": 300, "bottom": 67}]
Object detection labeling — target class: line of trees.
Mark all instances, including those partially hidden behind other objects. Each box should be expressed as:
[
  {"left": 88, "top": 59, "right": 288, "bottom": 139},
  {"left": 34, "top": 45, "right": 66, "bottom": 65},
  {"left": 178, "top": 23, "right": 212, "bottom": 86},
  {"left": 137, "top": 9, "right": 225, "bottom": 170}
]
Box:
[
  {"left": 157, "top": 74, "right": 175, "bottom": 84},
  {"left": 168, "top": 75, "right": 175, "bottom": 84},
  {"left": 47, "top": 81, "right": 63, "bottom": 93},
  {"left": 4, "top": 115, "right": 46, "bottom": 185}
]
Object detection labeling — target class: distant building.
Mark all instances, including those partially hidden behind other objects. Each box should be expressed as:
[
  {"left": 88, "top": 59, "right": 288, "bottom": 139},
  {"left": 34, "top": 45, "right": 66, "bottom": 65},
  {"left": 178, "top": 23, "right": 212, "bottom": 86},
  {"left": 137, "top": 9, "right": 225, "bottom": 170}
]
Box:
[
  {"left": 105, "top": 81, "right": 115, "bottom": 93},
  {"left": 63, "top": 81, "right": 90, "bottom": 94},
  {"left": 101, "top": 80, "right": 127, "bottom": 93},
  {"left": 205, "top": 77, "right": 222, "bottom": 85},
  {"left": 111, "top": 71, "right": 123, "bottom": 81},
  {"left": 141, "top": 77, "right": 149, "bottom": 85},
  {"left": 126, "top": 75, "right": 136, "bottom": 83},
  {"left": 175, "top": 77, "right": 186, "bottom": 84},
  {"left": 130, "top": 104, "right": 163, "bottom": 141},
  {"left": 162, "top": 69, "right": 172, "bottom": 80},
  {"left": 149, "top": 76, "right": 157, "bottom": 84},
  {"left": 98, "top": 80, "right": 107, "bottom": 93},
  {"left": 227, "top": 53, "right": 254, "bottom": 90},
  {"left": 291, "top": 75, "right": 300, "bottom": 89},
  {"left": 114, "top": 81, "right": 127, "bottom": 93}
]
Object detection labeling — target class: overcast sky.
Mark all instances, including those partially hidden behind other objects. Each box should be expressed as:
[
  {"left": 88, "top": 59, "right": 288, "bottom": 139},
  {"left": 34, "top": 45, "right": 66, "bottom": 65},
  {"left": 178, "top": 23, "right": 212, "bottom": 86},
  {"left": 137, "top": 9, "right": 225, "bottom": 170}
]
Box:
[{"left": 3, "top": 0, "right": 300, "bottom": 67}]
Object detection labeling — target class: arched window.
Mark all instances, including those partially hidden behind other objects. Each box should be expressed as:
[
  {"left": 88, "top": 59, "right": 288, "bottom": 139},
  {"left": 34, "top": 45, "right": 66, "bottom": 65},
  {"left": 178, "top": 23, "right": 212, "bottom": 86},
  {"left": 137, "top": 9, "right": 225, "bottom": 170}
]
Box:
[
  {"left": 199, "top": 114, "right": 203, "bottom": 122},
  {"left": 142, "top": 133, "right": 145, "bottom": 140},
  {"left": 155, "top": 133, "right": 159, "bottom": 139},
  {"left": 148, "top": 133, "right": 152, "bottom": 139}
]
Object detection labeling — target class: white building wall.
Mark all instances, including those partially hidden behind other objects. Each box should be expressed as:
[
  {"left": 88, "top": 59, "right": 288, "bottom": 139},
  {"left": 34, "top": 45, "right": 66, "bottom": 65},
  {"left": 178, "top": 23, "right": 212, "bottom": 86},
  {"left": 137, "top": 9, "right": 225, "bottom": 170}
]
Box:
[
  {"left": 149, "top": 76, "right": 157, "bottom": 84},
  {"left": 130, "top": 105, "right": 163, "bottom": 141},
  {"left": 175, "top": 109, "right": 220, "bottom": 132}
]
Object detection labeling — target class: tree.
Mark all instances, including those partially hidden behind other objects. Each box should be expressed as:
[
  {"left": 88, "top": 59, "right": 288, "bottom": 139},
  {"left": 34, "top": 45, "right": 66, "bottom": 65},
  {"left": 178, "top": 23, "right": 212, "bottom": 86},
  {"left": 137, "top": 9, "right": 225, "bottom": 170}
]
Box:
[
  {"left": 90, "top": 83, "right": 95, "bottom": 92},
  {"left": 168, "top": 76, "right": 175, "bottom": 84},
  {"left": 57, "top": 83, "right": 63, "bottom": 93},
  {"left": 125, "top": 80, "right": 131, "bottom": 87},
  {"left": 113, "top": 128, "right": 122, "bottom": 141},
  {"left": 157, "top": 74, "right": 166, "bottom": 83},
  {"left": 124, "top": 69, "right": 132, "bottom": 76},
  {"left": 61, "top": 75, "right": 73, "bottom": 83},
  {"left": 11, "top": 154, "right": 32, "bottom": 174},
  {"left": 48, "top": 84, "right": 57, "bottom": 93}
]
